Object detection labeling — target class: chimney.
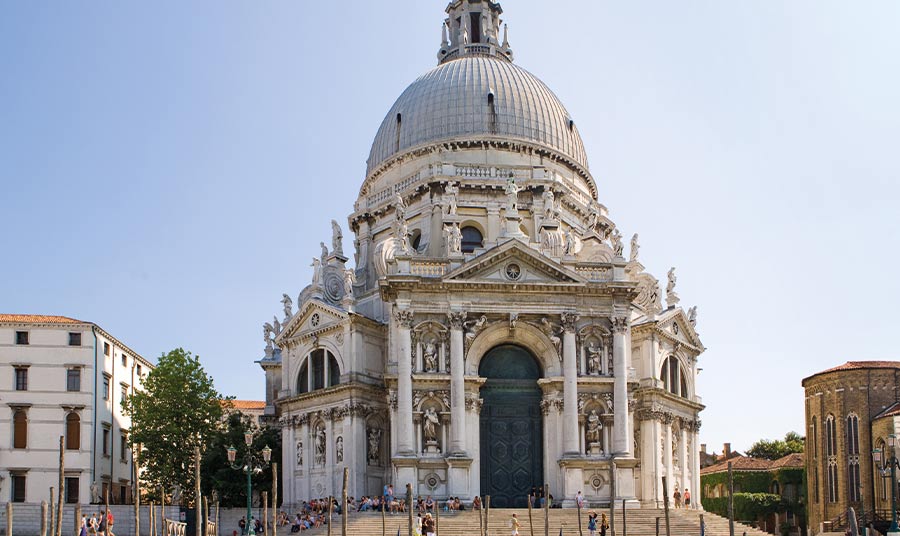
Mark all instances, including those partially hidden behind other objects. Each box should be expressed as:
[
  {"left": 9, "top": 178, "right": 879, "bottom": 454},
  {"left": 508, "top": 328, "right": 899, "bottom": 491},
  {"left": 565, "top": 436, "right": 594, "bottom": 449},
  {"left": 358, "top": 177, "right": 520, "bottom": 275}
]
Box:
[
  {"left": 700, "top": 443, "right": 707, "bottom": 454},
  {"left": 724, "top": 443, "right": 732, "bottom": 457}
]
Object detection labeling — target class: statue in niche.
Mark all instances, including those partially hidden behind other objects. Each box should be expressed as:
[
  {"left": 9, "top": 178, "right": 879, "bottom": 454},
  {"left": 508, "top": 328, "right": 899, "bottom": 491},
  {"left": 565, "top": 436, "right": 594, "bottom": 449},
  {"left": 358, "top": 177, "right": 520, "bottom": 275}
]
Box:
[
  {"left": 311, "top": 257, "right": 322, "bottom": 286},
  {"left": 315, "top": 428, "right": 326, "bottom": 465},
  {"left": 367, "top": 428, "right": 381, "bottom": 463},
  {"left": 444, "top": 182, "right": 459, "bottom": 215},
  {"left": 398, "top": 221, "right": 412, "bottom": 254},
  {"left": 423, "top": 408, "right": 440, "bottom": 442},
  {"left": 445, "top": 224, "right": 462, "bottom": 254},
  {"left": 90, "top": 481, "right": 100, "bottom": 504},
  {"left": 611, "top": 229, "right": 624, "bottom": 257},
  {"left": 630, "top": 234, "right": 640, "bottom": 262},
  {"left": 564, "top": 228, "right": 576, "bottom": 256},
  {"left": 296, "top": 440, "right": 303, "bottom": 466},
  {"left": 587, "top": 342, "right": 602, "bottom": 375},
  {"left": 585, "top": 203, "right": 600, "bottom": 232},
  {"left": 281, "top": 293, "right": 293, "bottom": 320},
  {"left": 320, "top": 242, "right": 329, "bottom": 262},
  {"left": 423, "top": 341, "right": 438, "bottom": 372},
  {"left": 343, "top": 269, "right": 356, "bottom": 298},
  {"left": 335, "top": 436, "right": 344, "bottom": 464},
  {"left": 542, "top": 189, "right": 556, "bottom": 219},
  {"left": 394, "top": 194, "right": 407, "bottom": 221},
  {"left": 505, "top": 176, "right": 521, "bottom": 212},
  {"left": 586, "top": 410, "right": 602, "bottom": 445},
  {"left": 331, "top": 220, "right": 344, "bottom": 257}
]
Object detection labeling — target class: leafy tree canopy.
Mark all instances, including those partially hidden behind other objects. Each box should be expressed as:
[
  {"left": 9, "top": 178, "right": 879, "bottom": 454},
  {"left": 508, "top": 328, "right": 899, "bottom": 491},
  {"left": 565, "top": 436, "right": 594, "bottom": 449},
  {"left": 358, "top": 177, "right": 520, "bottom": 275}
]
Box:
[
  {"left": 746, "top": 431, "right": 805, "bottom": 460},
  {"left": 201, "top": 412, "right": 282, "bottom": 508},
  {"left": 123, "top": 348, "right": 226, "bottom": 506}
]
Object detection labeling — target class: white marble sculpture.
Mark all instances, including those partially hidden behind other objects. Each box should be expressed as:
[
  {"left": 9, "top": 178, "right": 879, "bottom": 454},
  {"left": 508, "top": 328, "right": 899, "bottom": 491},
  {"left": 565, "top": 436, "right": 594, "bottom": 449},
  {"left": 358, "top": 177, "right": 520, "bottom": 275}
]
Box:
[
  {"left": 315, "top": 428, "right": 326, "bottom": 465},
  {"left": 367, "top": 429, "right": 381, "bottom": 463},
  {"left": 666, "top": 267, "right": 680, "bottom": 307},
  {"left": 587, "top": 342, "right": 602, "bottom": 375},
  {"left": 336, "top": 436, "right": 344, "bottom": 463},
  {"left": 611, "top": 229, "right": 624, "bottom": 257},
  {"left": 688, "top": 306, "right": 698, "bottom": 326},
  {"left": 296, "top": 440, "right": 303, "bottom": 466},
  {"left": 343, "top": 269, "right": 356, "bottom": 298},
  {"left": 630, "top": 234, "right": 640, "bottom": 262},
  {"left": 505, "top": 176, "right": 521, "bottom": 212},
  {"left": 446, "top": 224, "right": 462, "bottom": 254},
  {"left": 542, "top": 188, "right": 556, "bottom": 219},
  {"left": 586, "top": 410, "right": 602, "bottom": 444},
  {"left": 311, "top": 257, "right": 322, "bottom": 286},
  {"left": 423, "top": 407, "right": 440, "bottom": 442},
  {"left": 540, "top": 317, "right": 562, "bottom": 355},
  {"left": 281, "top": 293, "right": 293, "bottom": 320},
  {"left": 331, "top": 220, "right": 344, "bottom": 257},
  {"left": 395, "top": 194, "right": 407, "bottom": 221},
  {"left": 445, "top": 182, "right": 459, "bottom": 215},
  {"left": 423, "top": 341, "right": 438, "bottom": 372}
]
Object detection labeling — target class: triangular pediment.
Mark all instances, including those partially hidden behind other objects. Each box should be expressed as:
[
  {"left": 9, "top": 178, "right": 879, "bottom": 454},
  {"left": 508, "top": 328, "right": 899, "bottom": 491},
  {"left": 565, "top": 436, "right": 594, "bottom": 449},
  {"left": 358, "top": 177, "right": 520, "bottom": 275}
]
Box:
[
  {"left": 442, "top": 240, "right": 586, "bottom": 284},
  {"left": 657, "top": 308, "right": 704, "bottom": 350},
  {"left": 278, "top": 299, "right": 347, "bottom": 342}
]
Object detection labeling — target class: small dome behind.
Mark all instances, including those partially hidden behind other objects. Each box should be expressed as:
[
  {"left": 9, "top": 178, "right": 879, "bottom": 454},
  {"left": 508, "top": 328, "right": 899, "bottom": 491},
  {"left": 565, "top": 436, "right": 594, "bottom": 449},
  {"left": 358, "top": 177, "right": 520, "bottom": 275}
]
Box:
[{"left": 366, "top": 55, "right": 588, "bottom": 177}]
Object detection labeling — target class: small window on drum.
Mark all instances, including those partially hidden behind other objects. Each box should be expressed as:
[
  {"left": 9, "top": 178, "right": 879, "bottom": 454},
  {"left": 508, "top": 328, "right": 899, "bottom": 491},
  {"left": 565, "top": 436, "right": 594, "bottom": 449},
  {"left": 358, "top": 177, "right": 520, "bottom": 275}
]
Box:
[
  {"left": 410, "top": 230, "right": 422, "bottom": 252},
  {"left": 460, "top": 226, "right": 483, "bottom": 253}
]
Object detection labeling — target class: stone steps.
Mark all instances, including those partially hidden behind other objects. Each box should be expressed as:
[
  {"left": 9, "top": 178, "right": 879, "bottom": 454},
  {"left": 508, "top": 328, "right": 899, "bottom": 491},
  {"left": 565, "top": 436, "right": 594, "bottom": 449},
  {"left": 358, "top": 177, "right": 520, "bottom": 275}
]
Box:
[{"left": 296, "top": 508, "right": 770, "bottom": 536}]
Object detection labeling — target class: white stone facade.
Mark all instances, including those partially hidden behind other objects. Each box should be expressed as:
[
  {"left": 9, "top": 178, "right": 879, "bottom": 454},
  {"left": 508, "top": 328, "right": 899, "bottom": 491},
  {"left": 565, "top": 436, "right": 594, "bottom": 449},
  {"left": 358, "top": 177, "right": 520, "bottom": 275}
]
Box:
[
  {"left": 0, "top": 315, "right": 152, "bottom": 505},
  {"left": 260, "top": 0, "right": 705, "bottom": 510}
]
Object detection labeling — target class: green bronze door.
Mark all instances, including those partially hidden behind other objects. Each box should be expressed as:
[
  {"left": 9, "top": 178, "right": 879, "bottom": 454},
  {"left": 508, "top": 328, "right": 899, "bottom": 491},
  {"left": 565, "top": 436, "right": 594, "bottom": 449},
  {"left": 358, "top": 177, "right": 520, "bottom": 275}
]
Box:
[{"left": 479, "top": 345, "right": 544, "bottom": 508}]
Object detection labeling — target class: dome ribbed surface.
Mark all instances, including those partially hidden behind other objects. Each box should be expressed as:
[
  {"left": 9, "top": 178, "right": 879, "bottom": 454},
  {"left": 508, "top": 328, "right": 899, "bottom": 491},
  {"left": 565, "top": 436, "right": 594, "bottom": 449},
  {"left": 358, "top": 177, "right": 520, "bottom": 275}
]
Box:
[{"left": 366, "top": 56, "right": 588, "bottom": 175}]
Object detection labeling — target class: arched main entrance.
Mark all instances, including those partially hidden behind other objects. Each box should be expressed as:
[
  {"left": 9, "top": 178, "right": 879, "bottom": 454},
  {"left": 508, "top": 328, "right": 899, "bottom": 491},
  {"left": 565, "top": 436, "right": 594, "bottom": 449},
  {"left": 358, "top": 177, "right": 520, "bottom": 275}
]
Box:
[{"left": 479, "top": 344, "right": 544, "bottom": 507}]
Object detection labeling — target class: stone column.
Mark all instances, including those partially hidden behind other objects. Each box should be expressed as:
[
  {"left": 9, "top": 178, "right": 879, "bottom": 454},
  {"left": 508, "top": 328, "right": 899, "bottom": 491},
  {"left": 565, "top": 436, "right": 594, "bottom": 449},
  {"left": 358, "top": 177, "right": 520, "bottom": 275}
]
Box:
[
  {"left": 664, "top": 421, "right": 674, "bottom": 494},
  {"left": 692, "top": 428, "right": 702, "bottom": 508},
  {"left": 612, "top": 316, "right": 631, "bottom": 455},
  {"left": 562, "top": 313, "right": 580, "bottom": 455},
  {"left": 395, "top": 309, "right": 415, "bottom": 454},
  {"left": 448, "top": 312, "right": 467, "bottom": 455},
  {"left": 680, "top": 425, "right": 689, "bottom": 491}
]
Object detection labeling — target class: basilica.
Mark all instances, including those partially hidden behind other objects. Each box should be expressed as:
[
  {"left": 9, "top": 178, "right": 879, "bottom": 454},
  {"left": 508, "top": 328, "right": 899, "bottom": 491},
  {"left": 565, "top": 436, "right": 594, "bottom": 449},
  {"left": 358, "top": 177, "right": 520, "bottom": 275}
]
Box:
[{"left": 259, "top": 0, "right": 705, "bottom": 509}]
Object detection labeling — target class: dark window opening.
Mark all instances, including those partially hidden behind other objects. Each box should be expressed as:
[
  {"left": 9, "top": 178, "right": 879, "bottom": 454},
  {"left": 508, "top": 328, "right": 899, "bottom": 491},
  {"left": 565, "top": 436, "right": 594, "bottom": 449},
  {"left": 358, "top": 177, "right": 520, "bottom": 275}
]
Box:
[
  {"left": 329, "top": 355, "right": 341, "bottom": 388},
  {"left": 67, "top": 368, "right": 81, "bottom": 392},
  {"left": 395, "top": 113, "right": 402, "bottom": 153},
  {"left": 104, "top": 342, "right": 110, "bottom": 356},
  {"left": 15, "top": 331, "right": 29, "bottom": 345},
  {"left": 120, "top": 433, "right": 128, "bottom": 461},
  {"left": 69, "top": 332, "right": 81, "bottom": 346},
  {"left": 65, "top": 477, "right": 79, "bottom": 504},
  {"left": 15, "top": 368, "right": 28, "bottom": 391},
  {"left": 66, "top": 413, "right": 80, "bottom": 450},
  {"left": 12, "top": 474, "right": 26, "bottom": 503},
  {"left": 298, "top": 360, "right": 309, "bottom": 394},
  {"left": 488, "top": 92, "right": 497, "bottom": 134},
  {"left": 469, "top": 12, "right": 482, "bottom": 43},
  {"left": 102, "top": 428, "right": 110, "bottom": 456},
  {"left": 312, "top": 349, "right": 325, "bottom": 391},
  {"left": 103, "top": 376, "right": 110, "bottom": 400},
  {"left": 460, "top": 226, "right": 483, "bottom": 253},
  {"left": 411, "top": 231, "right": 422, "bottom": 252}
]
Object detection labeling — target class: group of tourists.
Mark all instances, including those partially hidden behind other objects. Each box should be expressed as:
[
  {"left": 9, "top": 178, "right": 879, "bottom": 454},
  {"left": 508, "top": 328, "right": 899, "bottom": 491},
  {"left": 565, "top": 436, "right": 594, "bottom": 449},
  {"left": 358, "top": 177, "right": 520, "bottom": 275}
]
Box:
[
  {"left": 672, "top": 487, "right": 692, "bottom": 508},
  {"left": 80, "top": 511, "right": 115, "bottom": 536}
]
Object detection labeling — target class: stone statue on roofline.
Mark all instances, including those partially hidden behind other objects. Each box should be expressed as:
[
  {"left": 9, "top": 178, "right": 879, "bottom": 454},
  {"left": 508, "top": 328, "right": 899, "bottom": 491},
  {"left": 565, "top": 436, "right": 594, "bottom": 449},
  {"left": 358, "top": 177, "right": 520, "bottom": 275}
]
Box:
[
  {"left": 630, "top": 234, "right": 640, "bottom": 262},
  {"left": 281, "top": 293, "right": 293, "bottom": 320},
  {"left": 666, "top": 267, "right": 680, "bottom": 307},
  {"left": 331, "top": 219, "right": 344, "bottom": 257}
]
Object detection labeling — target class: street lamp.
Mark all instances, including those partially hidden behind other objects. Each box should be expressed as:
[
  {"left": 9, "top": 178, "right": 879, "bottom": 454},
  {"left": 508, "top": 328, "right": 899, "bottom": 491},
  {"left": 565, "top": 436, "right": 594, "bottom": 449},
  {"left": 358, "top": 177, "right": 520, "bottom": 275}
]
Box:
[
  {"left": 227, "top": 435, "right": 272, "bottom": 536},
  {"left": 873, "top": 434, "right": 900, "bottom": 533}
]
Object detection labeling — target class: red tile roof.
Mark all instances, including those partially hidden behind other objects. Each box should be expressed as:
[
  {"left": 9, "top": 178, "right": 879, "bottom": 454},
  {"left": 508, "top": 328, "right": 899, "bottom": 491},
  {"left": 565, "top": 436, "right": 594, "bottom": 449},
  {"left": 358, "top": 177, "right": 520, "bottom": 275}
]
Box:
[
  {"left": 803, "top": 361, "right": 900, "bottom": 384},
  {"left": 227, "top": 400, "right": 266, "bottom": 410},
  {"left": 701, "top": 452, "right": 805, "bottom": 475},
  {"left": 0, "top": 314, "right": 84, "bottom": 324}
]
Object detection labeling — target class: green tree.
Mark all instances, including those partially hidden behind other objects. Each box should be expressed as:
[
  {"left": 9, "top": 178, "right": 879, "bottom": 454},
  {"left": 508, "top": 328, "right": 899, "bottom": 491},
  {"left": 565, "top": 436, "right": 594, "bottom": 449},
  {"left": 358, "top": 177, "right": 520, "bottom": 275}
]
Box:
[
  {"left": 746, "top": 431, "right": 805, "bottom": 460},
  {"left": 123, "top": 348, "right": 226, "bottom": 506},
  {"left": 201, "top": 412, "right": 282, "bottom": 508}
]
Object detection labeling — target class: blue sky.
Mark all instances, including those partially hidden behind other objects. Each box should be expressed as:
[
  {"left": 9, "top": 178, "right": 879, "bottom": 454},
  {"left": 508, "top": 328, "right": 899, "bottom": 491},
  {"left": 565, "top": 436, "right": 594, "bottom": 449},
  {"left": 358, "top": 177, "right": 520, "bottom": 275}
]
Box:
[{"left": 2, "top": 1, "right": 898, "bottom": 454}]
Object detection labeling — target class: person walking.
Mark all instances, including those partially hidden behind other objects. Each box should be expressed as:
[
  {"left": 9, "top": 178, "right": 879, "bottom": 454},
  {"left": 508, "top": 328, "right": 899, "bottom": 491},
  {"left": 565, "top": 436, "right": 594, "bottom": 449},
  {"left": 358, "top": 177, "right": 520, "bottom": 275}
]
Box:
[
  {"left": 599, "top": 513, "right": 609, "bottom": 536},
  {"left": 80, "top": 514, "right": 88, "bottom": 536},
  {"left": 510, "top": 513, "right": 520, "bottom": 536},
  {"left": 673, "top": 488, "right": 682, "bottom": 508},
  {"left": 97, "top": 510, "right": 107, "bottom": 536},
  {"left": 587, "top": 512, "right": 597, "bottom": 536},
  {"left": 89, "top": 513, "right": 98, "bottom": 536},
  {"left": 684, "top": 488, "right": 691, "bottom": 509}
]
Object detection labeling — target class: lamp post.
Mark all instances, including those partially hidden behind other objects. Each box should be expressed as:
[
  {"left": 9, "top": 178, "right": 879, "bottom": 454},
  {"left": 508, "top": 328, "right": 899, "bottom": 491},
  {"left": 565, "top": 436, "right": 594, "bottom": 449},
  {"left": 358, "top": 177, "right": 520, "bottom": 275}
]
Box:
[
  {"left": 873, "top": 434, "right": 899, "bottom": 534},
  {"left": 227, "top": 431, "right": 272, "bottom": 536}
]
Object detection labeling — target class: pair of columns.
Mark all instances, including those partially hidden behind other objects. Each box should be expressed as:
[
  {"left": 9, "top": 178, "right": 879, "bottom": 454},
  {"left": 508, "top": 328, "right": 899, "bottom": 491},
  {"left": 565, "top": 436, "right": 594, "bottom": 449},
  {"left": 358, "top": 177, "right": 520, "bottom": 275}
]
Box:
[
  {"left": 394, "top": 310, "right": 631, "bottom": 458},
  {"left": 394, "top": 310, "right": 467, "bottom": 456}
]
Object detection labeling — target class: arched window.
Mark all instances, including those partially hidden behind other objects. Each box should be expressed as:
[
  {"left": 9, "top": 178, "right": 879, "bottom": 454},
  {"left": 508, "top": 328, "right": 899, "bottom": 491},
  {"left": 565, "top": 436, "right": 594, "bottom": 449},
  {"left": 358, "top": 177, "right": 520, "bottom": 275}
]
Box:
[
  {"left": 66, "top": 413, "right": 80, "bottom": 450},
  {"left": 825, "top": 415, "right": 838, "bottom": 502},
  {"left": 297, "top": 349, "right": 341, "bottom": 394},
  {"left": 661, "top": 356, "right": 688, "bottom": 398},
  {"left": 847, "top": 414, "right": 861, "bottom": 502},
  {"left": 460, "top": 226, "right": 483, "bottom": 253},
  {"left": 878, "top": 438, "right": 888, "bottom": 501},
  {"left": 811, "top": 417, "right": 818, "bottom": 459},
  {"left": 410, "top": 230, "right": 422, "bottom": 252},
  {"left": 13, "top": 410, "right": 27, "bottom": 449}
]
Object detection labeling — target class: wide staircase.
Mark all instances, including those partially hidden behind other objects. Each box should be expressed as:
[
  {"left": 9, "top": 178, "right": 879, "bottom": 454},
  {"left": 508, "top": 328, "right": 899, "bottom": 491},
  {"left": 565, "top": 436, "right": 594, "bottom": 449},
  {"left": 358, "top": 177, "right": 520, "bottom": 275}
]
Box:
[{"left": 298, "top": 507, "right": 771, "bottom": 536}]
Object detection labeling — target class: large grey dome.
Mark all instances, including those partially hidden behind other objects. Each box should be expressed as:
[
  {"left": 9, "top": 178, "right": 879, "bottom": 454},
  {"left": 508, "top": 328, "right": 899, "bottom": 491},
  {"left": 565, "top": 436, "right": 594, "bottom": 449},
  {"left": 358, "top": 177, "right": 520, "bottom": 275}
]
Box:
[{"left": 366, "top": 55, "right": 588, "bottom": 176}]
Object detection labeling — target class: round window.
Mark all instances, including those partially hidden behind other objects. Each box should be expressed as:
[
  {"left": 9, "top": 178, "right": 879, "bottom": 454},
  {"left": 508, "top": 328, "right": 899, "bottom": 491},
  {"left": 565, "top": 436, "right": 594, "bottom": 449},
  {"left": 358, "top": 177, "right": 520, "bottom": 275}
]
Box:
[{"left": 505, "top": 263, "right": 522, "bottom": 281}]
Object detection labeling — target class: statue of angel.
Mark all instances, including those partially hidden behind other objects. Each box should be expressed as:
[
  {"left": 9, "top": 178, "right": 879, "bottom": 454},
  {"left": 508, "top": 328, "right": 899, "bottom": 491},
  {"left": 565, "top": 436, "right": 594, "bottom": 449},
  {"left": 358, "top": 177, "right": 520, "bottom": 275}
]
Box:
[
  {"left": 464, "top": 315, "right": 487, "bottom": 345},
  {"left": 273, "top": 316, "right": 282, "bottom": 337},
  {"left": 263, "top": 322, "right": 274, "bottom": 347},
  {"left": 540, "top": 317, "right": 562, "bottom": 354},
  {"left": 611, "top": 229, "right": 624, "bottom": 257}
]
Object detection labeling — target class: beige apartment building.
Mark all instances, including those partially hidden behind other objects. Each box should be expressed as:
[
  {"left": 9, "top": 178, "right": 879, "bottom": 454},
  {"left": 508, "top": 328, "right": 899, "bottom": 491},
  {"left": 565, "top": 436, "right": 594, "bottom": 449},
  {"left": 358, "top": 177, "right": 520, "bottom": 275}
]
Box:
[{"left": 0, "top": 314, "right": 153, "bottom": 505}]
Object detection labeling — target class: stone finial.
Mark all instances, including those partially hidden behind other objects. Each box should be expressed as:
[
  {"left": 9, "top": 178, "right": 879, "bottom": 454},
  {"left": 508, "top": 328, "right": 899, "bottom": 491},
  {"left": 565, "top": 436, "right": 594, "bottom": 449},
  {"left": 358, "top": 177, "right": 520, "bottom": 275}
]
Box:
[{"left": 666, "top": 267, "right": 680, "bottom": 307}]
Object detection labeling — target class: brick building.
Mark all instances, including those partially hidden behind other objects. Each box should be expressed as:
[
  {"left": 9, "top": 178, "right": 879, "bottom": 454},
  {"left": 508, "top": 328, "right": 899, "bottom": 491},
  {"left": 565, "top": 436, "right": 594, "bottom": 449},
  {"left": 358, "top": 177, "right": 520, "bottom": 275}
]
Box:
[{"left": 802, "top": 361, "right": 900, "bottom": 534}]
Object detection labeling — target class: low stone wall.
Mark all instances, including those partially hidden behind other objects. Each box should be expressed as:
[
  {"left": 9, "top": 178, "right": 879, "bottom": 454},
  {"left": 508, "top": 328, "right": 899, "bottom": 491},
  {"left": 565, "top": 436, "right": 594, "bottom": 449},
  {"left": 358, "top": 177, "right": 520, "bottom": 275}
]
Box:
[{"left": 0, "top": 505, "right": 271, "bottom": 536}]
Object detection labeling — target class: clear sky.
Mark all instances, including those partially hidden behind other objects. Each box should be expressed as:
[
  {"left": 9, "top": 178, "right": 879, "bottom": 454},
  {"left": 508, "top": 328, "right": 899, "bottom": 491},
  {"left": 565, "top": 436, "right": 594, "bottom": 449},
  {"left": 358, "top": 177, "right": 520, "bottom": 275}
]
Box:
[{"left": 2, "top": 1, "right": 898, "bottom": 455}]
